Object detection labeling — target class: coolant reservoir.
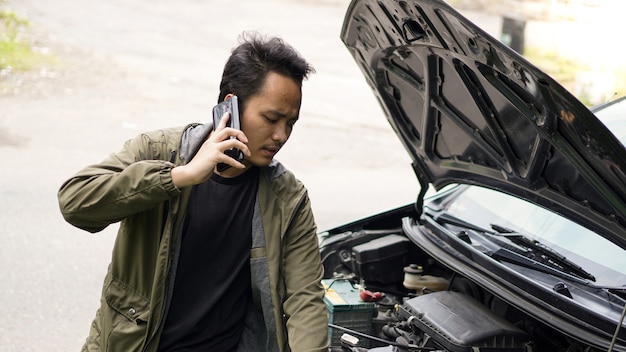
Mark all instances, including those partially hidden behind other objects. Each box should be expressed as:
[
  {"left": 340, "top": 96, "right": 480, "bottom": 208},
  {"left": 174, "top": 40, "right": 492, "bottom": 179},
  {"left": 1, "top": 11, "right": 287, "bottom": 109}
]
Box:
[{"left": 403, "top": 264, "right": 449, "bottom": 293}]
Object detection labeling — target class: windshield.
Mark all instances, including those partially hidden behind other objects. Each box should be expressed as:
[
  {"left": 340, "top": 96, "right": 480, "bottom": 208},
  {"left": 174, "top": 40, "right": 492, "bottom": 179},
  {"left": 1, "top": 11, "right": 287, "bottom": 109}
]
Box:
[{"left": 442, "top": 185, "right": 626, "bottom": 287}]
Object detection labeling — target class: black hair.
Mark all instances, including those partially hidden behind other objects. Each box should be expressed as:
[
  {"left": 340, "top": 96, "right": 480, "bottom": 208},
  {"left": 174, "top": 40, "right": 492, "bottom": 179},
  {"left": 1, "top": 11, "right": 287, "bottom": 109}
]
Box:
[{"left": 217, "top": 32, "right": 315, "bottom": 108}]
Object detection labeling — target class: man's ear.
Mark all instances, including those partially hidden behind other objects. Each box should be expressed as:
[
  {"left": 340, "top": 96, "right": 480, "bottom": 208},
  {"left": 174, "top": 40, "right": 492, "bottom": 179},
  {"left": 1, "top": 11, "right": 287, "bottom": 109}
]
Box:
[{"left": 224, "top": 93, "right": 235, "bottom": 101}]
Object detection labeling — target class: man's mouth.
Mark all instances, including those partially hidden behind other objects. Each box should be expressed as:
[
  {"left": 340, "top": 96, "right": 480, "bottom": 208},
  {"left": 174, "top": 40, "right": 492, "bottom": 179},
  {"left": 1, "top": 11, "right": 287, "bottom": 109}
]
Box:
[{"left": 262, "top": 146, "right": 280, "bottom": 157}]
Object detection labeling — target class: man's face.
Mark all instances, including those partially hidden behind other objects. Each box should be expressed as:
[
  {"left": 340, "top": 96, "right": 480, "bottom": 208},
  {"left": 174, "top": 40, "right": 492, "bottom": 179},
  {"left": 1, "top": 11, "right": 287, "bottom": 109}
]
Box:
[{"left": 240, "top": 71, "right": 302, "bottom": 167}]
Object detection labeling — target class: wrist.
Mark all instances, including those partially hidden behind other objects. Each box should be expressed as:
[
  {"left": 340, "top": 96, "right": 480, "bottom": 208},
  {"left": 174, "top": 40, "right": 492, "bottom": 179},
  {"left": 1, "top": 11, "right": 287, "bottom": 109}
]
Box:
[{"left": 171, "top": 165, "right": 194, "bottom": 188}]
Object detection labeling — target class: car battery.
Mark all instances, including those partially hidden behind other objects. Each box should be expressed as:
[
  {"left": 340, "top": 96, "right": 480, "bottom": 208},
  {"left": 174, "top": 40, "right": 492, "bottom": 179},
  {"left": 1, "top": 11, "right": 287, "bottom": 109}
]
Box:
[
  {"left": 351, "top": 234, "right": 412, "bottom": 284},
  {"left": 323, "top": 279, "right": 376, "bottom": 348}
]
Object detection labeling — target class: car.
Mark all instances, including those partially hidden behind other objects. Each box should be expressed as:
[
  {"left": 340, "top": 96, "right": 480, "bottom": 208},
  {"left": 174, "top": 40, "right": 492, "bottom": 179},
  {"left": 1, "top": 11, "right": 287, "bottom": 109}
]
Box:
[{"left": 318, "top": 0, "right": 626, "bottom": 351}]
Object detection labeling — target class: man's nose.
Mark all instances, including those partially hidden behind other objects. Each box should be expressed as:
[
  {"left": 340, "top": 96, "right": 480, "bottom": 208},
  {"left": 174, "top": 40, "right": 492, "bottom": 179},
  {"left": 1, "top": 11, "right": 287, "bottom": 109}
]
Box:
[{"left": 271, "top": 123, "right": 289, "bottom": 143}]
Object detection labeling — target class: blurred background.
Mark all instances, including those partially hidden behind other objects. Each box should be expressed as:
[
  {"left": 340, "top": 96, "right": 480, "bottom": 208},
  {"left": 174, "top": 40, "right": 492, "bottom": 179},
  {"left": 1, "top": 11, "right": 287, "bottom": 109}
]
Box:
[{"left": 1, "top": 0, "right": 624, "bottom": 350}]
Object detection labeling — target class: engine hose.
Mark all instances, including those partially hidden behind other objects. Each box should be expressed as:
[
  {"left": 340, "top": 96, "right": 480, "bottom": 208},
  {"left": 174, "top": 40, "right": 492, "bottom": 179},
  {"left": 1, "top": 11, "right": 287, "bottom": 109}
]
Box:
[{"left": 327, "top": 323, "right": 435, "bottom": 351}]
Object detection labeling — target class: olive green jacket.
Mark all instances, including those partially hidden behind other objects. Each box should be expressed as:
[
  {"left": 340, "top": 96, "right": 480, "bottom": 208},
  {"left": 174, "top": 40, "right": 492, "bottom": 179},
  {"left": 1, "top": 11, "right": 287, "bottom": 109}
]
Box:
[{"left": 58, "top": 123, "right": 329, "bottom": 352}]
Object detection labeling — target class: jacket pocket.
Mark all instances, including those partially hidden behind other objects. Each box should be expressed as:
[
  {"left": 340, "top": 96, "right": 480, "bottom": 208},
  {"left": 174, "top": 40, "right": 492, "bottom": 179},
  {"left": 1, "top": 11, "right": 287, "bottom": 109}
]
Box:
[{"left": 103, "top": 278, "right": 151, "bottom": 352}]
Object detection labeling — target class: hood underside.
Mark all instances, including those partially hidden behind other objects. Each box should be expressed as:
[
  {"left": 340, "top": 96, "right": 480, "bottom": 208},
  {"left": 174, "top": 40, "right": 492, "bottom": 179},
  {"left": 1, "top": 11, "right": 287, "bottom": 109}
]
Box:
[{"left": 341, "top": 0, "right": 626, "bottom": 247}]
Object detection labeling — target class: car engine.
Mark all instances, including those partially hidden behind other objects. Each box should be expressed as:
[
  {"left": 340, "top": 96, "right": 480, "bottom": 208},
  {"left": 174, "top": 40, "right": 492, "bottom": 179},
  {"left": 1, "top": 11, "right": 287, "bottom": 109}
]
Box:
[{"left": 320, "top": 220, "right": 608, "bottom": 352}]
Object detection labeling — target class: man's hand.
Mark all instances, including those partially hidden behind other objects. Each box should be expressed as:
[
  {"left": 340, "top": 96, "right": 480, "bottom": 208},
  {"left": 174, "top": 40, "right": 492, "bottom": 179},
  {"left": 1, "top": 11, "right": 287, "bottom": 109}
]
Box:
[{"left": 171, "top": 113, "right": 250, "bottom": 188}]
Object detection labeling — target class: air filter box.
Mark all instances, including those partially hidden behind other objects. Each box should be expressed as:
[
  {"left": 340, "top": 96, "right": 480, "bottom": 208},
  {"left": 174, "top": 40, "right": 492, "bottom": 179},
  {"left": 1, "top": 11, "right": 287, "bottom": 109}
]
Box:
[
  {"left": 400, "top": 291, "right": 533, "bottom": 352},
  {"left": 351, "top": 234, "right": 411, "bottom": 284}
]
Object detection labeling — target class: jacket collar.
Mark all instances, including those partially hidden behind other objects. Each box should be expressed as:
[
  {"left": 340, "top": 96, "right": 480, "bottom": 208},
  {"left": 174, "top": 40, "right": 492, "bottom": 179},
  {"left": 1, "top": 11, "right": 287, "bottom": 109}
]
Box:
[{"left": 179, "top": 123, "right": 213, "bottom": 164}]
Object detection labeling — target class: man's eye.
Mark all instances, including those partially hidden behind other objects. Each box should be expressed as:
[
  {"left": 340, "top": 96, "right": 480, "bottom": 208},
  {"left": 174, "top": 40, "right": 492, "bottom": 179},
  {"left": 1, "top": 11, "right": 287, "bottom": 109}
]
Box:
[{"left": 265, "top": 116, "right": 277, "bottom": 123}]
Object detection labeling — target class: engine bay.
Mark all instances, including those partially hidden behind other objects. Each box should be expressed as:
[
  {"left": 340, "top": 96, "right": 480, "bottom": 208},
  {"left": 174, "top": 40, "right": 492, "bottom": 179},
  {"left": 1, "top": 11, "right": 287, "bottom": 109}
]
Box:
[{"left": 319, "top": 210, "right": 607, "bottom": 352}]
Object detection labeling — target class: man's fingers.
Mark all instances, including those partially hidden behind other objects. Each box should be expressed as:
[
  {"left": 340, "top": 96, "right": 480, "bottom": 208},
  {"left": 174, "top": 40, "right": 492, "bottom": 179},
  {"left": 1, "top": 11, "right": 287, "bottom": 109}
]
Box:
[
  {"left": 210, "top": 127, "right": 248, "bottom": 145},
  {"left": 232, "top": 129, "right": 248, "bottom": 144},
  {"left": 217, "top": 112, "right": 231, "bottom": 129},
  {"left": 219, "top": 138, "right": 250, "bottom": 157},
  {"left": 219, "top": 156, "right": 246, "bottom": 170}
]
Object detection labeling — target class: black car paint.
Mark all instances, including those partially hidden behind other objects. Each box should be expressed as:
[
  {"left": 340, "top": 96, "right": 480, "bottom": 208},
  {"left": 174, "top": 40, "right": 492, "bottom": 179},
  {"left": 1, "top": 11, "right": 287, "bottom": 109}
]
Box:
[
  {"left": 340, "top": 0, "right": 626, "bottom": 249},
  {"left": 320, "top": 0, "right": 626, "bottom": 351}
]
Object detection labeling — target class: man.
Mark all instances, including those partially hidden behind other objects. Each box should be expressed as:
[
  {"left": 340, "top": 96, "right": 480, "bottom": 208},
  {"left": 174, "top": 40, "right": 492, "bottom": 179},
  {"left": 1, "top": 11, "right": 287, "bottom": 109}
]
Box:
[{"left": 58, "top": 32, "right": 329, "bottom": 352}]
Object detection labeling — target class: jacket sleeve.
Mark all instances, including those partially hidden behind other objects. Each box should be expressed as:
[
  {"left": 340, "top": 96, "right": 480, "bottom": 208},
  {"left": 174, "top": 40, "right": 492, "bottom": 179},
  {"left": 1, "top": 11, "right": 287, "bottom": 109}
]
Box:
[
  {"left": 57, "top": 131, "right": 181, "bottom": 233},
  {"left": 282, "top": 193, "right": 329, "bottom": 351}
]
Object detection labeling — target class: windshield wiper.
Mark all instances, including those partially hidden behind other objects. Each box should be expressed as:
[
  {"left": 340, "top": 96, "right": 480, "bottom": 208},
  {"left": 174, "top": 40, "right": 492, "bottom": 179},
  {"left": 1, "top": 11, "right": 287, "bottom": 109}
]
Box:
[
  {"left": 432, "top": 214, "right": 597, "bottom": 282},
  {"left": 489, "top": 223, "right": 596, "bottom": 282},
  {"left": 432, "top": 213, "right": 492, "bottom": 233},
  {"left": 488, "top": 247, "right": 591, "bottom": 285}
]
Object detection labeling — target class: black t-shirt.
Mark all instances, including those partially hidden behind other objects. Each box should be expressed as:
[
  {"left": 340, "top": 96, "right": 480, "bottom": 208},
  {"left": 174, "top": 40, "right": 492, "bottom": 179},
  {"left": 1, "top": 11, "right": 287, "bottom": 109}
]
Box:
[{"left": 158, "top": 167, "right": 259, "bottom": 352}]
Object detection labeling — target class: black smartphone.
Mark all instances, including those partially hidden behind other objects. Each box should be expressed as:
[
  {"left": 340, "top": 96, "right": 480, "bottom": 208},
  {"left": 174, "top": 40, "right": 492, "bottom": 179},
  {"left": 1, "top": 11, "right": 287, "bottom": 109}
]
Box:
[{"left": 212, "top": 95, "right": 244, "bottom": 171}]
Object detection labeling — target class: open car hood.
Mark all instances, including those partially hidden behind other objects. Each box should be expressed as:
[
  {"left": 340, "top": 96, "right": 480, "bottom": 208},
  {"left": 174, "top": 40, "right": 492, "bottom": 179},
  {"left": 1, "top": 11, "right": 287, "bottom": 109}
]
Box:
[{"left": 341, "top": 0, "right": 626, "bottom": 248}]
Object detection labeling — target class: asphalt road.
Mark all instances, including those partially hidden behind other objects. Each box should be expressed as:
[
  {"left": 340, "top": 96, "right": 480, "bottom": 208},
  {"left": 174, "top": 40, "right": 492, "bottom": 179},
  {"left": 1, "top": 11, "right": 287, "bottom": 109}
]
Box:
[{"left": 0, "top": 0, "right": 419, "bottom": 350}]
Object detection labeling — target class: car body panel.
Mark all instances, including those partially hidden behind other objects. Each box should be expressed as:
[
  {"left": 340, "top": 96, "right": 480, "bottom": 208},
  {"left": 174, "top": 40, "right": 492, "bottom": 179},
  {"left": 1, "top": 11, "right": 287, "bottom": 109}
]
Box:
[
  {"left": 324, "top": 0, "right": 626, "bottom": 350},
  {"left": 340, "top": 0, "right": 626, "bottom": 249}
]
